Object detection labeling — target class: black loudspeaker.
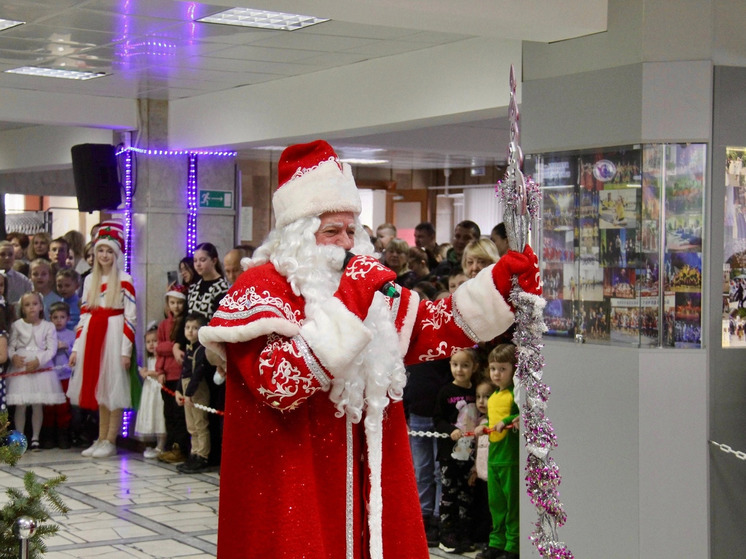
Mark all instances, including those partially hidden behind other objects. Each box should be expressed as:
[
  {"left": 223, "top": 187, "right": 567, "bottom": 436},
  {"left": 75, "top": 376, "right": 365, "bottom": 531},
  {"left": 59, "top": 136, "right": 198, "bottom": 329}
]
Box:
[{"left": 71, "top": 144, "right": 122, "bottom": 213}]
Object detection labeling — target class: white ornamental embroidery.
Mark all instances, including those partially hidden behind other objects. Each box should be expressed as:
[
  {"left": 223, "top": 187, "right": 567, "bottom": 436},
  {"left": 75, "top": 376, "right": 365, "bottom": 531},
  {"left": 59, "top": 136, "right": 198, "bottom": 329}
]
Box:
[
  {"left": 215, "top": 287, "right": 302, "bottom": 324},
  {"left": 290, "top": 156, "right": 341, "bottom": 181},
  {"left": 420, "top": 298, "right": 453, "bottom": 331},
  {"left": 344, "top": 257, "right": 390, "bottom": 281},
  {"left": 257, "top": 335, "right": 319, "bottom": 409},
  {"left": 419, "top": 341, "right": 449, "bottom": 362}
]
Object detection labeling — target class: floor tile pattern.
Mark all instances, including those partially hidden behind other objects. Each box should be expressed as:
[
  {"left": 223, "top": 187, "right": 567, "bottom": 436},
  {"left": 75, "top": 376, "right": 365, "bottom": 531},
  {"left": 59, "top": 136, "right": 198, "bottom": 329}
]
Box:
[{"left": 0, "top": 448, "right": 475, "bottom": 558}]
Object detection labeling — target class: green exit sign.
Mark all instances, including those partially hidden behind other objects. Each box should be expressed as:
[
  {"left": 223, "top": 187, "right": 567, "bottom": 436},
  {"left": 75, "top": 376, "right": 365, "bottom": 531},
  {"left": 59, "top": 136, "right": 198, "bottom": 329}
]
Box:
[{"left": 199, "top": 190, "right": 233, "bottom": 209}]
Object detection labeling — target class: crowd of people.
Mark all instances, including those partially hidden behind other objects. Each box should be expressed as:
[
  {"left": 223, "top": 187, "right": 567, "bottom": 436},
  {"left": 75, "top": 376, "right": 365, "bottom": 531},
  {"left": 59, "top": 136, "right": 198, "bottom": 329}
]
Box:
[
  {"left": 0, "top": 140, "right": 539, "bottom": 559},
  {"left": 0, "top": 223, "right": 255, "bottom": 473}
]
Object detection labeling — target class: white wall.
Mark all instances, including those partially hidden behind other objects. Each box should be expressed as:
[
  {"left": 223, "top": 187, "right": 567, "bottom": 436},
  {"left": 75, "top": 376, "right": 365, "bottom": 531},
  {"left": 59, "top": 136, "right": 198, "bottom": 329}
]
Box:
[
  {"left": 0, "top": 126, "right": 116, "bottom": 172},
  {"left": 169, "top": 37, "right": 523, "bottom": 150},
  {"left": 533, "top": 342, "right": 708, "bottom": 559}
]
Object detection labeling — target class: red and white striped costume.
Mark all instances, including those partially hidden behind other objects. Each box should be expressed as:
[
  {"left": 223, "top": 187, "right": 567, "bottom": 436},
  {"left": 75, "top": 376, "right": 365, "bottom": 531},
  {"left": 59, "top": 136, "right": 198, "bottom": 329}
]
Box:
[
  {"left": 200, "top": 261, "right": 514, "bottom": 559},
  {"left": 67, "top": 272, "right": 136, "bottom": 411}
]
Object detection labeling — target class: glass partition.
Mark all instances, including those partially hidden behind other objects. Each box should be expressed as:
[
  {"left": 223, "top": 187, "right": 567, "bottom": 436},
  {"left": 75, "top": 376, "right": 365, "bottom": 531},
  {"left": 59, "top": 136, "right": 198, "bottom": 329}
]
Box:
[
  {"left": 526, "top": 143, "right": 706, "bottom": 348},
  {"left": 724, "top": 147, "right": 746, "bottom": 347}
]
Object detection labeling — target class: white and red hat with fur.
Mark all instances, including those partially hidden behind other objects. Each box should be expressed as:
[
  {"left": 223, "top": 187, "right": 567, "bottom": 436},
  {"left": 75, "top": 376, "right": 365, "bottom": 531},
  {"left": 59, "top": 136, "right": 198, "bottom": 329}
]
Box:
[
  {"left": 166, "top": 283, "right": 187, "bottom": 300},
  {"left": 94, "top": 220, "right": 125, "bottom": 261},
  {"left": 272, "top": 140, "right": 361, "bottom": 228}
]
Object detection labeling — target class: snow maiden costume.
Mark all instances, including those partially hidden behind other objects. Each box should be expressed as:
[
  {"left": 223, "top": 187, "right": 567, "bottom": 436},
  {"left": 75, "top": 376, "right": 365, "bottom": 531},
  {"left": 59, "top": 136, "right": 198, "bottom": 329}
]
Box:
[
  {"left": 67, "top": 222, "right": 136, "bottom": 412},
  {"left": 199, "top": 140, "right": 540, "bottom": 559}
]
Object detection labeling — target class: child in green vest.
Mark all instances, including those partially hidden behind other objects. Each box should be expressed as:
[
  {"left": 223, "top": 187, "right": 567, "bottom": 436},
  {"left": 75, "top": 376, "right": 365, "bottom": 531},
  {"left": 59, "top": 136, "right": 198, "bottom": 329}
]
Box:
[{"left": 475, "top": 343, "right": 520, "bottom": 559}]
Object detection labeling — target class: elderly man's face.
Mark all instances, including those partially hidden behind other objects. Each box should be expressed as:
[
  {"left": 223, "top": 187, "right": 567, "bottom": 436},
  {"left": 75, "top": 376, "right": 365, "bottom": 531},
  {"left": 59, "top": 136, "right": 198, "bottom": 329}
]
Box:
[
  {"left": 315, "top": 212, "right": 356, "bottom": 251},
  {"left": 224, "top": 250, "right": 242, "bottom": 285},
  {"left": 0, "top": 245, "right": 14, "bottom": 271}
]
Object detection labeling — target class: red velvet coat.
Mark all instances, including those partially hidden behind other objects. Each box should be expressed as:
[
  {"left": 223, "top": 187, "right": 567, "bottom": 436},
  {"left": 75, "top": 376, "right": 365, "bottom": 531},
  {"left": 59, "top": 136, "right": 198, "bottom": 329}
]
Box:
[{"left": 201, "top": 262, "right": 514, "bottom": 559}]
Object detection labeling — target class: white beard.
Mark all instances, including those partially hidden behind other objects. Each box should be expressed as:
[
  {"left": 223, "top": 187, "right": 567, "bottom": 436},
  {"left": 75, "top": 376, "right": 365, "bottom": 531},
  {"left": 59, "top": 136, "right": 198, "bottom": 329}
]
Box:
[{"left": 247, "top": 216, "right": 407, "bottom": 424}]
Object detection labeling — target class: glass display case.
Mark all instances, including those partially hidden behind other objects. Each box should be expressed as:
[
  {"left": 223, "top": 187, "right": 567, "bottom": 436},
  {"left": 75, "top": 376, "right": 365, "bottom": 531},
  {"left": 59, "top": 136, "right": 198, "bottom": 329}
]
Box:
[
  {"left": 723, "top": 147, "right": 746, "bottom": 347},
  {"left": 526, "top": 143, "right": 706, "bottom": 348}
]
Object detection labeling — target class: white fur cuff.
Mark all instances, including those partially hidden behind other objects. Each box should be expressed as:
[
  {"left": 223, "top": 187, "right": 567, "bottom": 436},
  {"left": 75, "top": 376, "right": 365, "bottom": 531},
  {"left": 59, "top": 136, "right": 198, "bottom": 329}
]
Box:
[
  {"left": 199, "top": 317, "right": 301, "bottom": 362},
  {"left": 300, "top": 297, "right": 372, "bottom": 374},
  {"left": 452, "top": 264, "right": 514, "bottom": 340}
]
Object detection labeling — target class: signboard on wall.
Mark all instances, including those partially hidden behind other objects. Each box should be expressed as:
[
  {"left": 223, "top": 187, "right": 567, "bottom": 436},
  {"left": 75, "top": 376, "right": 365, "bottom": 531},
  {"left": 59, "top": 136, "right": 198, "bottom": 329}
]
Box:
[{"left": 199, "top": 189, "right": 232, "bottom": 209}]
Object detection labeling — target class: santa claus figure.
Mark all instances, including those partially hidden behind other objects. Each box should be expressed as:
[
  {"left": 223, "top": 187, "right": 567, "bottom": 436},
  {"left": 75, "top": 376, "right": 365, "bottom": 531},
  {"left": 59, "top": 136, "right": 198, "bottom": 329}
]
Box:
[{"left": 200, "top": 140, "right": 540, "bottom": 559}]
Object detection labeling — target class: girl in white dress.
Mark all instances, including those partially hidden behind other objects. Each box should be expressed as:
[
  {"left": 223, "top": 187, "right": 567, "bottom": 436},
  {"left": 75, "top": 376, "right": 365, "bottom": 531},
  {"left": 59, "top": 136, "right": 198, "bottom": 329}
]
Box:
[
  {"left": 134, "top": 326, "right": 167, "bottom": 457},
  {"left": 7, "top": 291, "right": 65, "bottom": 450},
  {"left": 68, "top": 221, "right": 136, "bottom": 459}
]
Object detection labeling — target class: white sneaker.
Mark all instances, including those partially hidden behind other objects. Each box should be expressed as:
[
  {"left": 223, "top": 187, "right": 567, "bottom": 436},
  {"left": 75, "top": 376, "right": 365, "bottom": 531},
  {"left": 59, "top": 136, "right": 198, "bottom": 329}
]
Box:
[
  {"left": 92, "top": 440, "right": 117, "bottom": 458},
  {"left": 81, "top": 440, "right": 101, "bottom": 457},
  {"left": 143, "top": 447, "right": 162, "bottom": 459}
]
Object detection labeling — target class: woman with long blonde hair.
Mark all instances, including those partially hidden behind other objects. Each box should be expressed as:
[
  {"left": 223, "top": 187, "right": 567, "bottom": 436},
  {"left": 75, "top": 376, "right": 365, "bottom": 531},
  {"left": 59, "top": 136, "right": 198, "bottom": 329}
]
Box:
[{"left": 68, "top": 221, "right": 136, "bottom": 458}]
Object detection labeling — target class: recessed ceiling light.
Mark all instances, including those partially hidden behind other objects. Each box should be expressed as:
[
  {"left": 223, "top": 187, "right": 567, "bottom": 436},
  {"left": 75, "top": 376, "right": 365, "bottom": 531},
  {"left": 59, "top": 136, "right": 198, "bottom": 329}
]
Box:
[
  {"left": 196, "top": 7, "right": 329, "bottom": 31},
  {"left": 0, "top": 18, "right": 24, "bottom": 32},
  {"left": 4, "top": 66, "right": 107, "bottom": 80}
]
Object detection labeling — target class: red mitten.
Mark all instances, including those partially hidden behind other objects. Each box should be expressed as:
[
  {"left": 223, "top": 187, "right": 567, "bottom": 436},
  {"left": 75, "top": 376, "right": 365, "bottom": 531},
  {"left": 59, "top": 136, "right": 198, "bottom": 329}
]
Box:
[
  {"left": 492, "top": 250, "right": 530, "bottom": 301},
  {"left": 492, "top": 244, "right": 542, "bottom": 301},
  {"left": 334, "top": 255, "right": 397, "bottom": 320},
  {"left": 518, "top": 244, "right": 542, "bottom": 296}
]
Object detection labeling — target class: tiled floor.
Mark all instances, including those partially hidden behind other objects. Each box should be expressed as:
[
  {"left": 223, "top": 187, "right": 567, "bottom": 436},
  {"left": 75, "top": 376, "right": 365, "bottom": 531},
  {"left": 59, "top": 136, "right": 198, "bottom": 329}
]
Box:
[
  {"left": 0, "top": 447, "right": 219, "bottom": 558},
  {"left": 0, "top": 447, "right": 476, "bottom": 559}
]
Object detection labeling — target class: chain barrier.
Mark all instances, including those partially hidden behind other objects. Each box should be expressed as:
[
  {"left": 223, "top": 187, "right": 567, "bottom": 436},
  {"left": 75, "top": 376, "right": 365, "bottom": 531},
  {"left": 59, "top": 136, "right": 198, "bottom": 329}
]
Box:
[
  {"left": 408, "top": 430, "right": 450, "bottom": 438},
  {"left": 408, "top": 426, "right": 502, "bottom": 439},
  {"left": 710, "top": 440, "right": 746, "bottom": 461},
  {"left": 146, "top": 376, "right": 225, "bottom": 416}
]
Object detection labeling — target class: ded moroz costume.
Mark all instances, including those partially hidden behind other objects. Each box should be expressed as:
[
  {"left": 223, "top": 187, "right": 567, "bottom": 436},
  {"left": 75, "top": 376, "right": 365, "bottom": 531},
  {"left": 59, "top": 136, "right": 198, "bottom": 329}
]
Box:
[{"left": 199, "top": 140, "right": 541, "bottom": 559}]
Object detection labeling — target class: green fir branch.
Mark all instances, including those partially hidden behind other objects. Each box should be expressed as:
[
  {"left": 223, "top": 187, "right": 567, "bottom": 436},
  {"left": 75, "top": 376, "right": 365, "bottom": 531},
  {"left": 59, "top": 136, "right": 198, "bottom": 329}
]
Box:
[{"left": 0, "top": 413, "right": 69, "bottom": 558}]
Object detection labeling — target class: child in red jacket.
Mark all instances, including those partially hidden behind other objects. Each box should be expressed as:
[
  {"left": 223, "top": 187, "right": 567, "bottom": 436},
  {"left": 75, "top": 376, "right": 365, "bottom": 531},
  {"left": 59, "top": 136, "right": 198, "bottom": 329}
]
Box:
[{"left": 155, "top": 285, "right": 189, "bottom": 463}]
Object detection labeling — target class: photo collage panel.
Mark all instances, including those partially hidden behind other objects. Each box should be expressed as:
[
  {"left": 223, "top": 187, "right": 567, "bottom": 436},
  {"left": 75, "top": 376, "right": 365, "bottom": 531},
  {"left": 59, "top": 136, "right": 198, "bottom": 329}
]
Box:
[{"left": 534, "top": 144, "right": 705, "bottom": 347}]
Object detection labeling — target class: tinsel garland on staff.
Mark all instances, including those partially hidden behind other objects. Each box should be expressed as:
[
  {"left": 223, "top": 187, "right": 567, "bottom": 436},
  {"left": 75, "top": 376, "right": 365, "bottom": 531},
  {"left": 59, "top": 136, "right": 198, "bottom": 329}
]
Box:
[{"left": 496, "top": 64, "right": 573, "bottom": 559}]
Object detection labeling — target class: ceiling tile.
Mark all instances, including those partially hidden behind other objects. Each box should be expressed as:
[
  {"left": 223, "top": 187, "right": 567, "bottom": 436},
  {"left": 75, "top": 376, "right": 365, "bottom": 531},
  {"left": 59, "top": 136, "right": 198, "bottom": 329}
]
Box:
[
  {"left": 250, "top": 31, "right": 379, "bottom": 52},
  {"left": 81, "top": 0, "right": 222, "bottom": 22},
  {"left": 299, "top": 52, "right": 372, "bottom": 67},
  {"left": 342, "top": 40, "right": 432, "bottom": 58},
  {"left": 294, "top": 21, "right": 420, "bottom": 41},
  {"left": 207, "top": 44, "right": 323, "bottom": 63},
  {"left": 0, "top": 23, "right": 117, "bottom": 48},
  {"left": 35, "top": 7, "right": 183, "bottom": 37}
]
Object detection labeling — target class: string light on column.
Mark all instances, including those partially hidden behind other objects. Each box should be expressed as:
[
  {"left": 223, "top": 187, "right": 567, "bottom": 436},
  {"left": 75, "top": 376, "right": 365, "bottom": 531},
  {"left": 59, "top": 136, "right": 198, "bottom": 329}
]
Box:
[
  {"left": 126, "top": 146, "right": 236, "bottom": 157},
  {"left": 115, "top": 146, "right": 235, "bottom": 439},
  {"left": 122, "top": 148, "right": 134, "bottom": 273},
  {"left": 186, "top": 153, "right": 198, "bottom": 256},
  {"left": 121, "top": 409, "right": 133, "bottom": 438},
  {"left": 117, "top": 146, "right": 236, "bottom": 259}
]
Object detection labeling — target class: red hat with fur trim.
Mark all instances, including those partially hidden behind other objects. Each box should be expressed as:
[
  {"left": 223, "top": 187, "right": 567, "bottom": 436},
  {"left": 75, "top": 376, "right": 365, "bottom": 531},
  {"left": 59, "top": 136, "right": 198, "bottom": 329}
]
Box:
[
  {"left": 165, "top": 283, "right": 187, "bottom": 300},
  {"left": 95, "top": 220, "right": 124, "bottom": 260},
  {"left": 273, "top": 140, "right": 361, "bottom": 228}
]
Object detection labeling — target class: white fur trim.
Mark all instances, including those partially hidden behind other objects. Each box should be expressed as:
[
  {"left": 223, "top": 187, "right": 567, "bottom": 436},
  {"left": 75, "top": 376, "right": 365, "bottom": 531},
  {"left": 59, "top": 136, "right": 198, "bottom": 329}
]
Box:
[
  {"left": 95, "top": 238, "right": 123, "bottom": 267},
  {"left": 299, "top": 297, "right": 372, "bottom": 374},
  {"left": 397, "top": 290, "right": 420, "bottom": 357},
  {"left": 199, "top": 317, "right": 300, "bottom": 361},
  {"left": 452, "top": 264, "right": 514, "bottom": 340},
  {"left": 272, "top": 160, "right": 361, "bottom": 228}
]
